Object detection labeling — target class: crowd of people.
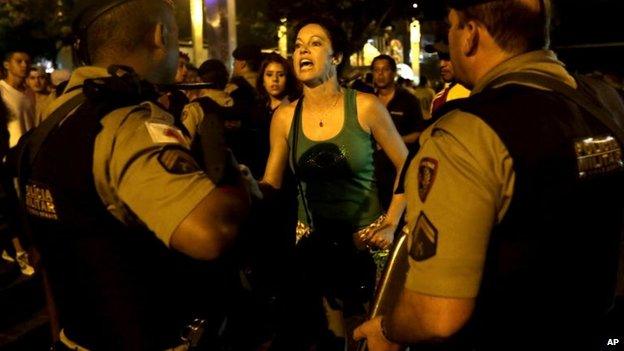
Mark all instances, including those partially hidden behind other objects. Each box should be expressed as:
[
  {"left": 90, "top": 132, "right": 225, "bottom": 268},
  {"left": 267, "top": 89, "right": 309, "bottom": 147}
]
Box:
[{"left": 0, "top": 0, "right": 623, "bottom": 350}]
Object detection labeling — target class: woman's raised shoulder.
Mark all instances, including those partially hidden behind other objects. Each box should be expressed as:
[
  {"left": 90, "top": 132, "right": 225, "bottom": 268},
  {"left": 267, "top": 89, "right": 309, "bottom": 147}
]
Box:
[
  {"left": 354, "top": 90, "right": 381, "bottom": 110},
  {"left": 271, "top": 97, "right": 299, "bottom": 133}
]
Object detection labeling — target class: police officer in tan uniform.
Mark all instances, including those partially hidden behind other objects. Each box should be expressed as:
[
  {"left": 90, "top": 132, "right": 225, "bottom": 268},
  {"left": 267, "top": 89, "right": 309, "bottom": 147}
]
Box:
[
  {"left": 355, "top": 0, "right": 624, "bottom": 350},
  {"left": 17, "top": 1, "right": 252, "bottom": 349}
]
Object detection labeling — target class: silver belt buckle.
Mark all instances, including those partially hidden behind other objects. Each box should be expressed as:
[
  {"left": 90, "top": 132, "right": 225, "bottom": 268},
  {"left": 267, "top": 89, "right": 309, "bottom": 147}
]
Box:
[{"left": 180, "top": 318, "right": 206, "bottom": 348}]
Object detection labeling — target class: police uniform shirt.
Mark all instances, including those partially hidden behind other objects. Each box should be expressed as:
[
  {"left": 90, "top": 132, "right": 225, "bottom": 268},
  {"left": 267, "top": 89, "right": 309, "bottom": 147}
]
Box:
[
  {"left": 45, "top": 66, "right": 216, "bottom": 246},
  {"left": 403, "top": 50, "right": 576, "bottom": 298},
  {"left": 181, "top": 88, "right": 233, "bottom": 141}
]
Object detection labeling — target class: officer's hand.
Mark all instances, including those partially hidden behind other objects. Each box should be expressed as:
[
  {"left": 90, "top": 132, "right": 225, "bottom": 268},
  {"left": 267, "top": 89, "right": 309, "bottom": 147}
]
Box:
[
  {"left": 369, "top": 221, "right": 396, "bottom": 249},
  {"left": 353, "top": 316, "right": 401, "bottom": 351},
  {"left": 238, "top": 164, "right": 263, "bottom": 200}
]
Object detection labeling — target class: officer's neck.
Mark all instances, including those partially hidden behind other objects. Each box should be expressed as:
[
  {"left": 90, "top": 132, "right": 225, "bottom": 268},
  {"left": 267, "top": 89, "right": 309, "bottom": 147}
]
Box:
[
  {"left": 469, "top": 48, "right": 518, "bottom": 88},
  {"left": 93, "top": 55, "right": 152, "bottom": 82}
]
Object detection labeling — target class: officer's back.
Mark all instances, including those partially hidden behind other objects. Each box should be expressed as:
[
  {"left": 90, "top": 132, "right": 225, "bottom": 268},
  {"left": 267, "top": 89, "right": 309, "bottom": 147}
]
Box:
[{"left": 16, "top": 1, "right": 249, "bottom": 350}]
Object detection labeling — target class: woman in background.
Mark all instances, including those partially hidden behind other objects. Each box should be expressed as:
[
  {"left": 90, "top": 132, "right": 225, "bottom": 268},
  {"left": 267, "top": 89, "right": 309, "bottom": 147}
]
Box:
[{"left": 254, "top": 52, "right": 301, "bottom": 173}]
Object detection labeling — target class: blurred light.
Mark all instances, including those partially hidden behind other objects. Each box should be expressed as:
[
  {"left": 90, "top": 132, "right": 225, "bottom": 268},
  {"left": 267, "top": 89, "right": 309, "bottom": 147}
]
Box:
[
  {"left": 280, "top": 17, "right": 287, "bottom": 23},
  {"left": 36, "top": 59, "right": 54, "bottom": 73},
  {"left": 409, "top": 20, "right": 421, "bottom": 84},
  {"left": 190, "top": 0, "right": 204, "bottom": 64},
  {"left": 412, "top": 3, "right": 418, "bottom": 8}
]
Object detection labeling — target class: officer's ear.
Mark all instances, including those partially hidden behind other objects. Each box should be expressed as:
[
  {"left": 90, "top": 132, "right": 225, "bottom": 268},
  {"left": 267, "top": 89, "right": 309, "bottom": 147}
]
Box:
[
  {"left": 153, "top": 22, "right": 168, "bottom": 49},
  {"left": 462, "top": 20, "right": 479, "bottom": 57}
]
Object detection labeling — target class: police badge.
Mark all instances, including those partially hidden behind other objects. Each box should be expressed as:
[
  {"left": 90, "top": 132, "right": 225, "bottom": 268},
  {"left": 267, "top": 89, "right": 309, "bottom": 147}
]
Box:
[{"left": 418, "top": 157, "right": 438, "bottom": 202}]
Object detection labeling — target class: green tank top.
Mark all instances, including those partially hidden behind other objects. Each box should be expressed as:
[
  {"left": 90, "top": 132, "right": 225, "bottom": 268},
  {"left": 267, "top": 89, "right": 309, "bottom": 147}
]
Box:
[{"left": 289, "top": 89, "right": 382, "bottom": 231}]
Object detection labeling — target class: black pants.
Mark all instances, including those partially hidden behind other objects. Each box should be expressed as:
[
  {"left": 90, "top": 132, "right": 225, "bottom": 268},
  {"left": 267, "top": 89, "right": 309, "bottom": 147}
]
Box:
[{"left": 277, "top": 220, "right": 376, "bottom": 350}]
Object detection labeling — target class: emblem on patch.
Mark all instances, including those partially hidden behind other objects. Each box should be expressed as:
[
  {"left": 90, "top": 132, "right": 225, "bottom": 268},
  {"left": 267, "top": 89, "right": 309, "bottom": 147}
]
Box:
[
  {"left": 409, "top": 212, "right": 438, "bottom": 262},
  {"left": 418, "top": 157, "right": 438, "bottom": 202},
  {"left": 157, "top": 145, "right": 201, "bottom": 174}
]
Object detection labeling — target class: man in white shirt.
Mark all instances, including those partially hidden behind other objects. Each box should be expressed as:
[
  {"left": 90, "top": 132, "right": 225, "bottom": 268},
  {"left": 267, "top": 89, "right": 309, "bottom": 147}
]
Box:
[
  {"left": 0, "top": 51, "right": 35, "bottom": 276},
  {"left": 1, "top": 51, "right": 36, "bottom": 147}
]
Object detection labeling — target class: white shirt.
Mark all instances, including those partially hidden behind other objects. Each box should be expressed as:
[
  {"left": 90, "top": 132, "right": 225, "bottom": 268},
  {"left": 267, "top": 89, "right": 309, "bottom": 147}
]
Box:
[{"left": 0, "top": 80, "right": 36, "bottom": 147}]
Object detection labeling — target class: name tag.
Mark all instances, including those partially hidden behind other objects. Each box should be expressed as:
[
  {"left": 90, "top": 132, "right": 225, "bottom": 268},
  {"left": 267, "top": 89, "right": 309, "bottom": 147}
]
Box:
[
  {"left": 145, "top": 122, "right": 188, "bottom": 146},
  {"left": 25, "top": 183, "right": 58, "bottom": 220},
  {"left": 574, "top": 135, "right": 623, "bottom": 179}
]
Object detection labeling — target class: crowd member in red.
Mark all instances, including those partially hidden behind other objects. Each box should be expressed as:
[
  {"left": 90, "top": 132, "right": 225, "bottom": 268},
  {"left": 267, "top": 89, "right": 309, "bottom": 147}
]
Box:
[{"left": 427, "top": 42, "right": 470, "bottom": 115}]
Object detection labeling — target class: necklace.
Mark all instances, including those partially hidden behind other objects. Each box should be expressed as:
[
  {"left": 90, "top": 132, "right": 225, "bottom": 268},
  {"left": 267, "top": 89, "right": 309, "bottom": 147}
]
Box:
[{"left": 316, "top": 92, "right": 341, "bottom": 127}]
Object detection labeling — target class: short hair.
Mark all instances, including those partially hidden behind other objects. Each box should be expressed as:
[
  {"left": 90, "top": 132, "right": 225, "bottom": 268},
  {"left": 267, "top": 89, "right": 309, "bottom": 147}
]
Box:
[
  {"left": 453, "top": 0, "right": 551, "bottom": 54},
  {"left": 197, "top": 59, "right": 229, "bottom": 90},
  {"left": 371, "top": 55, "right": 397, "bottom": 72},
  {"left": 3, "top": 51, "right": 29, "bottom": 63},
  {"left": 232, "top": 44, "right": 263, "bottom": 72},
  {"left": 294, "top": 15, "right": 349, "bottom": 71},
  {"left": 86, "top": 0, "right": 172, "bottom": 64},
  {"left": 256, "top": 52, "right": 301, "bottom": 103},
  {"left": 29, "top": 66, "right": 46, "bottom": 75}
]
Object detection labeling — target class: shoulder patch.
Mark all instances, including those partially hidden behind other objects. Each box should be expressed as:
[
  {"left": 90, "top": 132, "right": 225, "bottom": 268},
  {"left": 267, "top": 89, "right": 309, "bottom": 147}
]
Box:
[
  {"left": 140, "top": 101, "right": 174, "bottom": 125},
  {"left": 418, "top": 157, "right": 438, "bottom": 202},
  {"left": 157, "top": 145, "right": 201, "bottom": 174},
  {"left": 145, "top": 122, "right": 188, "bottom": 146},
  {"left": 409, "top": 212, "right": 438, "bottom": 262}
]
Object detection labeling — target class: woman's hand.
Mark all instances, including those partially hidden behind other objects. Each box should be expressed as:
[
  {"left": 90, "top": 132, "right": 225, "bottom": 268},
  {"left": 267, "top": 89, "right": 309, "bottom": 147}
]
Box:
[
  {"left": 354, "top": 214, "right": 395, "bottom": 250},
  {"left": 369, "top": 221, "right": 397, "bottom": 249}
]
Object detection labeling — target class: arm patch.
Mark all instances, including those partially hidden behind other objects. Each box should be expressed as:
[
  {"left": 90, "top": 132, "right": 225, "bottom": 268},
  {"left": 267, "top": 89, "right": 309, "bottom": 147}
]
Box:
[
  {"left": 409, "top": 212, "right": 438, "bottom": 262},
  {"left": 157, "top": 145, "right": 201, "bottom": 175}
]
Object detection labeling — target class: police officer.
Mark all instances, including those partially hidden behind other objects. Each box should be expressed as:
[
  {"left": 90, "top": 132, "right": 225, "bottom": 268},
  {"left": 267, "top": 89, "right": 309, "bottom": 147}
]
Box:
[
  {"left": 355, "top": 0, "right": 624, "bottom": 350},
  {"left": 17, "top": 0, "right": 251, "bottom": 349}
]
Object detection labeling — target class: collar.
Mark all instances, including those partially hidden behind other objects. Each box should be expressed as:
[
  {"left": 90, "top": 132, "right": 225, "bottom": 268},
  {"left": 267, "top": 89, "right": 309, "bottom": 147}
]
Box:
[{"left": 472, "top": 50, "right": 576, "bottom": 95}]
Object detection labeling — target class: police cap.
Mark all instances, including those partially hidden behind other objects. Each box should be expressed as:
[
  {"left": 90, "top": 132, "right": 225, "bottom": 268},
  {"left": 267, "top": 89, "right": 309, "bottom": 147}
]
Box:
[{"left": 446, "top": 0, "right": 501, "bottom": 10}]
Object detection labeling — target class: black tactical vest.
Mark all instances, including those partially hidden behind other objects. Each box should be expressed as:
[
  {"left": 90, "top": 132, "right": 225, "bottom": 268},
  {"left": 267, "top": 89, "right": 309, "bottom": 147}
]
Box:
[
  {"left": 20, "top": 96, "right": 208, "bottom": 350},
  {"left": 437, "top": 83, "right": 624, "bottom": 350}
]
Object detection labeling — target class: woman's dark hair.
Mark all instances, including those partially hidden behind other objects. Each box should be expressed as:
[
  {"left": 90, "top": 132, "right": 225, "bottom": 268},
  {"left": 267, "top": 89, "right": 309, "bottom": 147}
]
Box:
[
  {"left": 197, "top": 59, "right": 229, "bottom": 90},
  {"left": 256, "top": 52, "right": 301, "bottom": 103},
  {"left": 293, "top": 15, "right": 349, "bottom": 72}
]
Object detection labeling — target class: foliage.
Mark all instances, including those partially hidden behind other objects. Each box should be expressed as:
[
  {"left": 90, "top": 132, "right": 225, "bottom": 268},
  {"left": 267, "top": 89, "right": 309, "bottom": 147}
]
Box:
[
  {"left": 0, "top": 0, "right": 71, "bottom": 59},
  {"left": 236, "top": 0, "right": 422, "bottom": 58},
  {"left": 264, "top": 0, "right": 420, "bottom": 57},
  {"left": 236, "top": 0, "right": 279, "bottom": 49}
]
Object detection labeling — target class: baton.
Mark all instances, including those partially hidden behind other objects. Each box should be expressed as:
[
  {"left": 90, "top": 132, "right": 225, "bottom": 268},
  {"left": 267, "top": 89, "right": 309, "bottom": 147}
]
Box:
[{"left": 357, "top": 227, "right": 410, "bottom": 351}]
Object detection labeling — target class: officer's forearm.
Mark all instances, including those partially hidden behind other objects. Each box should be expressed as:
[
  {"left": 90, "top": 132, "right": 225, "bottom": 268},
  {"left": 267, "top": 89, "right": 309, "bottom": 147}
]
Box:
[
  {"left": 170, "top": 185, "right": 249, "bottom": 261},
  {"left": 385, "top": 288, "right": 475, "bottom": 344}
]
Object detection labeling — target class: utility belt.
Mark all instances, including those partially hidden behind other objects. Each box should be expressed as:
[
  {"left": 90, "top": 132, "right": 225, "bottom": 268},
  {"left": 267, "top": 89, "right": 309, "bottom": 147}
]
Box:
[{"left": 53, "top": 318, "right": 206, "bottom": 351}]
